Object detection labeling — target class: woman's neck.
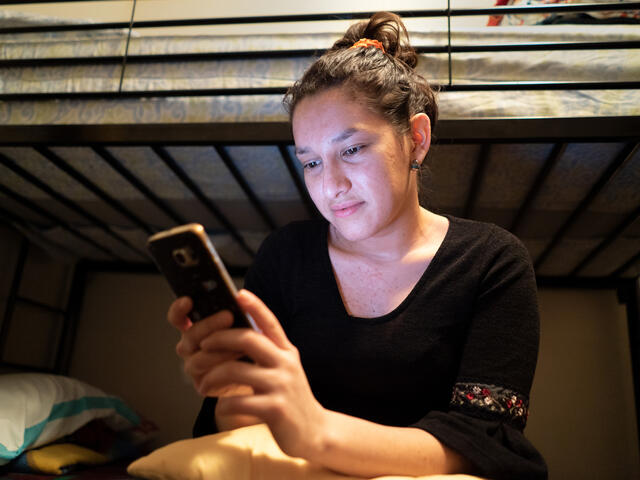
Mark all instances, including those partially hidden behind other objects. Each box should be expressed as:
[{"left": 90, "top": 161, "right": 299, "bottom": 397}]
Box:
[{"left": 329, "top": 204, "right": 438, "bottom": 264}]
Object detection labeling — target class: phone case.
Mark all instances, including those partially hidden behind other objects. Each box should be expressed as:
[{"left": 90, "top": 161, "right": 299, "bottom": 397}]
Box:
[{"left": 147, "top": 223, "right": 254, "bottom": 329}]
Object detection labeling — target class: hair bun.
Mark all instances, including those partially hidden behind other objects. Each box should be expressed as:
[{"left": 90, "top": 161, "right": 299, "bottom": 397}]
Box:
[
  {"left": 285, "top": 11, "right": 438, "bottom": 140},
  {"left": 332, "top": 11, "right": 418, "bottom": 69}
]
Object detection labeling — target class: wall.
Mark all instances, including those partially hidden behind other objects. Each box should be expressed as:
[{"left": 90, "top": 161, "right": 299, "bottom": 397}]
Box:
[
  {"left": 531, "top": 288, "right": 640, "bottom": 480},
  {"left": 68, "top": 272, "right": 204, "bottom": 446}
]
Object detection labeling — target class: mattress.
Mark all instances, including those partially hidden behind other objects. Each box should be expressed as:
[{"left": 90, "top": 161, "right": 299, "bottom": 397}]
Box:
[{"left": 1, "top": 8, "right": 639, "bottom": 124}]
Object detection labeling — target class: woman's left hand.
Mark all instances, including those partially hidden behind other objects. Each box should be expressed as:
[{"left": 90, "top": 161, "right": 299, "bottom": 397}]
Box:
[{"left": 198, "top": 289, "right": 328, "bottom": 459}]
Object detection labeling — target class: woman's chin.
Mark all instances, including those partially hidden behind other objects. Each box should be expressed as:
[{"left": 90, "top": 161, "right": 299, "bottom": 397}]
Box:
[{"left": 330, "top": 220, "right": 375, "bottom": 244}]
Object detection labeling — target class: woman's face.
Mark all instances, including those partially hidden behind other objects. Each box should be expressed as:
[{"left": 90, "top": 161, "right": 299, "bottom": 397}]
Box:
[{"left": 292, "top": 87, "right": 419, "bottom": 243}]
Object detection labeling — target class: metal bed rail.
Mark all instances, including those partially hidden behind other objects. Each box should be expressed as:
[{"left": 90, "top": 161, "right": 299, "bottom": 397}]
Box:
[{"left": 0, "top": 116, "right": 638, "bottom": 278}]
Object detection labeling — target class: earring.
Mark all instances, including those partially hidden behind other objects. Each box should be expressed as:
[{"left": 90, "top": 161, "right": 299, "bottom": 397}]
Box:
[{"left": 410, "top": 160, "right": 420, "bottom": 171}]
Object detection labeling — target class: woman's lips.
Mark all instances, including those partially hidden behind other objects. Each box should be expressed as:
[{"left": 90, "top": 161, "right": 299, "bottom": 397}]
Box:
[{"left": 331, "top": 202, "right": 363, "bottom": 218}]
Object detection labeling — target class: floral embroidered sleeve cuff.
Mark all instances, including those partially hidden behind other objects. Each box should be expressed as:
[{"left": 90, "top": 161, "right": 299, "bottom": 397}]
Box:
[{"left": 450, "top": 382, "right": 529, "bottom": 430}]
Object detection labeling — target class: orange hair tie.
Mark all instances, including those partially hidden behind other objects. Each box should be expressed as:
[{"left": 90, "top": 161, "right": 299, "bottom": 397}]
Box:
[{"left": 349, "top": 38, "right": 385, "bottom": 53}]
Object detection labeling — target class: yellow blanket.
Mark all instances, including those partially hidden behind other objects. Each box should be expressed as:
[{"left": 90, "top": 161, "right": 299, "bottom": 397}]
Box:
[{"left": 25, "top": 443, "right": 108, "bottom": 475}]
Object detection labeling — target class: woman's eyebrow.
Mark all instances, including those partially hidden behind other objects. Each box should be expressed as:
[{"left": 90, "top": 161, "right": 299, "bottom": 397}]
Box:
[
  {"left": 295, "top": 128, "right": 359, "bottom": 156},
  {"left": 294, "top": 146, "right": 309, "bottom": 156},
  {"left": 331, "top": 127, "right": 358, "bottom": 145}
]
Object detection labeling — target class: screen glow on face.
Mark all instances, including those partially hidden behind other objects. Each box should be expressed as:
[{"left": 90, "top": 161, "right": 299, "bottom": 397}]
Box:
[{"left": 292, "top": 87, "right": 417, "bottom": 244}]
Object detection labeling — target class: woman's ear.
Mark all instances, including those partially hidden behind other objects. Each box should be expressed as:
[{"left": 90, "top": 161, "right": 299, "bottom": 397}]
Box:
[{"left": 410, "top": 113, "right": 431, "bottom": 165}]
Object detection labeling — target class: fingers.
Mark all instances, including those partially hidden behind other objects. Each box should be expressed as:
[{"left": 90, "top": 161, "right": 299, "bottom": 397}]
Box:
[
  {"left": 183, "top": 349, "right": 243, "bottom": 379},
  {"left": 237, "top": 289, "right": 293, "bottom": 350},
  {"left": 200, "top": 327, "right": 279, "bottom": 367},
  {"left": 167, "top": 296, "right": 193, "bottom": 332},
  {"left": 169, "top": 290, "right": 296, "bottom": 402},
  {"left": 198, "top": 359, "right": 275, "bottom": 397},
  {"left": 174, "top": 308, "right": 234, "bottom": 358}
]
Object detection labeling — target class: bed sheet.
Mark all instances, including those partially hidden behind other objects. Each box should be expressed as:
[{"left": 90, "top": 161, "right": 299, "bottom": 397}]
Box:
[{"left": 1, "top": 18, "right": 639, "bottom": 124}]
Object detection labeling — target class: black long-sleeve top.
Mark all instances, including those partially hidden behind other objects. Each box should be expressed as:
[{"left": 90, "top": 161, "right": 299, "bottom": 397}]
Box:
[{"left": 194, "top": 215, "right": 548, "bottom": 480}]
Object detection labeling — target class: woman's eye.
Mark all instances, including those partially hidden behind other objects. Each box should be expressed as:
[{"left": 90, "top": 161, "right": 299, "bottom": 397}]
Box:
[
  {"left": 343, "top": 145, "right": 363, "bottom": 157},
  {"left": 303, "top": 160, "right": 321, "bottom": 170}
]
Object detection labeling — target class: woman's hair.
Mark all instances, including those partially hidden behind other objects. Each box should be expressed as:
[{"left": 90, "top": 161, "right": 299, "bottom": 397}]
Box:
[{"left": 283, "top": 11, "right": 438, "bottom": 137}]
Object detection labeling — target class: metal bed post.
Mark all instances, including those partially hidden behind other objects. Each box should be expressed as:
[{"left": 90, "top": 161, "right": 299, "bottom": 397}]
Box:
[
  {"left": 117, "top": 0, "right": 136, "bottom": 94},
  {"left": 54, "top": 260, "right": 88, "bottom": 375},
  {"left": 619, "top": 276, "right": 640, "bottom": 458},
  {"left": 0, "top": 233, "right": 86, "bottom": 373},
  {"left": 0, "top": 237, "right": 29, "bottom": 365}
]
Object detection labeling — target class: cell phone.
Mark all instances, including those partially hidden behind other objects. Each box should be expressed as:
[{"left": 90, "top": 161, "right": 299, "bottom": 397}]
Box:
[{"left": 147, "top": 223, "right": 258, "bottom": 330}]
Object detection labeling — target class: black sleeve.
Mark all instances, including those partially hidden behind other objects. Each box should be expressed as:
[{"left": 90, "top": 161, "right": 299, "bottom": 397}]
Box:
[
  {"left": 412, "top": 227, "right": 548, "bottom": 480},
  {"left": 193, "top": 396, "right": 218, "bottom": 437},
  {"left": 193, "top": 229, "right": 285, "bottom": 438}
]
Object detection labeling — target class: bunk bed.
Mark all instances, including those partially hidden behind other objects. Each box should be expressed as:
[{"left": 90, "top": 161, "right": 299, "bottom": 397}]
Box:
[{"left": 0, "top": 2, "right": 639, "bottom": 479}]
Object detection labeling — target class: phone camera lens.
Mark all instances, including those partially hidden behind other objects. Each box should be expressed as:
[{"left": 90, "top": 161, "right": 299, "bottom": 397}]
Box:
[
  {"left": 172, "top": 247, "right": 198, "bottom": 267},
  {"left": 174, "top": 251, "right": 187, "bottom": 266}
]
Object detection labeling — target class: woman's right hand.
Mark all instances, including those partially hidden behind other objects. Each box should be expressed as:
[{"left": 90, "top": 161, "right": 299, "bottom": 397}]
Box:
[
  {"left": 167, "top": 296, "right": 260, "bottom": 431},
  {"left": 167, "top": 296, "right": 255, "bottom": 396}
]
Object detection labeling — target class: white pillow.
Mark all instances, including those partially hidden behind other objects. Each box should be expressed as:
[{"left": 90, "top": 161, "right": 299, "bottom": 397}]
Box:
[{"left": 0, "top": 373, "right": 141, "bottom": 466}]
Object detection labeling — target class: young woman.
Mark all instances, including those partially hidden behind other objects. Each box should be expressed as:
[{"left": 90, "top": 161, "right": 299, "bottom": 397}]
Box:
[{"left": 168, "top": 12, "right": 547, "bottom": 480}]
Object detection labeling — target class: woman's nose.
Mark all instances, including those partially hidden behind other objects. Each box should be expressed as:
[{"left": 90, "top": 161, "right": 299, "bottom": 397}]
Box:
[{"left": 322, "top": 162, "right": 351, "bottom": 198}]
